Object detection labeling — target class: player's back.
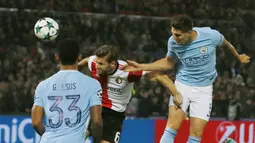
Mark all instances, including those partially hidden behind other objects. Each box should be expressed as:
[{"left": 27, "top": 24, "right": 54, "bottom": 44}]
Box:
[{"left": 38, "top": 70, "right": 101, "bottom": 143}]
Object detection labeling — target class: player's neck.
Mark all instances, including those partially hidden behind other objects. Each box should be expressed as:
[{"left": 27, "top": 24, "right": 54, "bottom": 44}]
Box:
[
  {"left": 60, "top": 64, "right": 78, "bottom": 71},
  {"left": 107, "top": 62, "right": 118, "bottom": 75}
]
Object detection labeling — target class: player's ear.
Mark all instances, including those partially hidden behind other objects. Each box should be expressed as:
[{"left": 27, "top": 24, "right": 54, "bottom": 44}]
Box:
[{"left": 110, "top": 60, "right": 116, "bottom": 67}]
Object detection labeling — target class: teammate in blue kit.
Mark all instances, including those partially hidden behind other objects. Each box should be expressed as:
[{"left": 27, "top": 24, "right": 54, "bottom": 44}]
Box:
[
  {"left": 121, "top": 14, "right": 250, "bottom": 143},
  {"left": 31, "top": 39, "right": 103, "bottom": 143}
]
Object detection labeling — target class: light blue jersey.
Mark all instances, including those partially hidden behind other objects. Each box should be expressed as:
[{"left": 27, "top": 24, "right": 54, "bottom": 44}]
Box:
[
  {"left": 167, "top": 27, "right": 224, "bottom": 86},
  {"left": 33, "top": 70, "right": 102, "bottom": 143}
]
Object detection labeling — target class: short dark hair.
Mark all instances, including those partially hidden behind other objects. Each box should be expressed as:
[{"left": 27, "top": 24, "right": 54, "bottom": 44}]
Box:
[
  {"left": 56, "top": 39, "right": 80, "bottom": 65},
  {"left": 94, "top": 45, "right": 119, "bottom": 63},
  {"left": 171, "top": 14, "right": 193, "bottom": 32}
]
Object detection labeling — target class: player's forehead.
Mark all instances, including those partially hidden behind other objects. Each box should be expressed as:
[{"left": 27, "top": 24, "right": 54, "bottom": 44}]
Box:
[
  {"left": 171, "top": 27, "right": 185, "bottom": 35},
  {"left": 95, "top": 56, "right": 108, "bottom": 63}
]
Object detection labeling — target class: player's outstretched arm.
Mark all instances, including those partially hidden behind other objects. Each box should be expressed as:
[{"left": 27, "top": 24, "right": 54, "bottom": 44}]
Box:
[
  {"left": 152, "top": 73, "right": 182, "bottom": 108},
  {"left": 31, "top": 105, "right": 45, "bottom": 136},
  {"left": 78, "top": 57, "right": 89, "bottom": 66},
  {"left": 90, "top": 105, "right": 103, "bottom": 143},
  {"left": 121, "top": 56, "right": 176, "bottom": 72},
  {"left": 221, "top": 39, "right": 250, "bottom": 64}
]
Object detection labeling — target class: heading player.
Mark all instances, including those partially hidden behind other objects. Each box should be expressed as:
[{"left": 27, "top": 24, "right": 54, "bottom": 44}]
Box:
[
  {"left": 78, "top": 45, "right": 182, "bottom": 143},
  {"left": 31, "top": 39, "right": 103, "bottom": 143},
  {"left": 121, "top": 14, "right": 250, "bottom": 143}
]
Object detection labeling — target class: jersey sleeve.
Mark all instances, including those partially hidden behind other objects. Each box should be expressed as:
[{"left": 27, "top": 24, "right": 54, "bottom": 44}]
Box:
[
  {"left": 89, "top": 80, "right": 102, "bottom": 107},
  {"left": 33, "top": 81, "right": 45, "bottom": 107},
  {"left": 127, "top": 71, "right": 146, "bottom": 82},
  {"left": 211, "top": 29, "right": 225, "bottom": 47},
  {"left": 166, "top": 37, "right": 177, "bottom": 58},
  {"left": 88, "top": 55, "right": 96, "bottom": 71}
]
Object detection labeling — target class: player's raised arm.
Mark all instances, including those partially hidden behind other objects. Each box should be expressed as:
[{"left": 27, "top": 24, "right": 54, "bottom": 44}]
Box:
[
  {"left": 31, "top": 82, "right": 45, "bottom": 136},
  {"left": 121, "top": 37, "right": 177, "bottom": 72},
  {"left": 211, "top": 29, "right": 250, "bottom": 64},
  {"left": 221, "top": 39, "right": 250, "bottom": 63},
  {"left": 78, "top": 57, "right": 89, "bottom": 66},
  {"left": 121, "top": 56, "right": 176, "bottom": 72}
]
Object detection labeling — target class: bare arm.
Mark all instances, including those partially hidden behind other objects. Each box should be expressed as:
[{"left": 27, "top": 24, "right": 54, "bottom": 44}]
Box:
[
  {"left": 221, "top": 39, "right": 250, "bottom": 63},
  {"left": 90, "top": 105, "right": 103, "bottom": 143},
  {"left": 155, "top": 74, "right": 179, "bottom": 96},
  {"left": 144, "top": 72, "right": 182, "bottom": 107},
  {"left": 221, "top": 39, "right": 240, "bottom": 59},
  {"left": 146, "top": 72, "right": 179, "bottom": 97},
  {"left": 78, "top": 57, "right": 89, "bottom": 66},
  {"left": 31, "top": 105, "right": 45, "bottom": 136},
  {"left": 140, "top": 56, "right": 176, "bottom": 71},
  {"left": 122, "top": 56, "right": 176, "bottom": 72}
]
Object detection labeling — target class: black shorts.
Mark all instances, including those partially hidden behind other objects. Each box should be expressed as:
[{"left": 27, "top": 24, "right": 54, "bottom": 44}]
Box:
[{"left": 88, "top": 107, "right": 125, "bottom": 143}]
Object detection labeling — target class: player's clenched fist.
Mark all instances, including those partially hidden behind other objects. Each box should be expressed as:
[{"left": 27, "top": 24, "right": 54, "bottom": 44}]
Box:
[{"left": 238, "top": 54, "right": 250, "bottom": 64}]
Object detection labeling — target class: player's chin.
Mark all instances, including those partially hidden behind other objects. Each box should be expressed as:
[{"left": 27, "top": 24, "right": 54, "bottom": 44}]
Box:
[
  {"left": 97, "top": 71, "right": 105, "bottom": 75},
  {"left": 96, "top": 71, "right": 102, "bottom": 75},
  {"left": 176, "top": 41, "right": 182, "bottom": 44}
]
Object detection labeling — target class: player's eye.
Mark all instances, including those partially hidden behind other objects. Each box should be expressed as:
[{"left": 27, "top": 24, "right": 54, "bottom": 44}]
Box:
[
  {"left": 174, "top": 34, "right": 181, "bottom": 37},
  {"left": 97, "top": 62, "right": 102, "bottom": 65}
]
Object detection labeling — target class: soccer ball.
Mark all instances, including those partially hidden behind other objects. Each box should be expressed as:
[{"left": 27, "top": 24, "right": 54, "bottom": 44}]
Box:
[{"left": 34, "top": 17, "right": 59, "bottom": 42}]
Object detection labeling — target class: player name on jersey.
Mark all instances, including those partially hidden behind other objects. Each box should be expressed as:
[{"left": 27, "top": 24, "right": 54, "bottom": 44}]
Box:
[{"left": 52, "top": 83, "right": 76, "bottom": 91}]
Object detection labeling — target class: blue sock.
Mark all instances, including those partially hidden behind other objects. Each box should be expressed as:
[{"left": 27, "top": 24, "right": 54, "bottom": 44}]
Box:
[
  {"left": 160, "top": 128, "right": 177, "bottom": 143},
  {"left": 187, "top": 136, "right": 201, "bottom": 143}
]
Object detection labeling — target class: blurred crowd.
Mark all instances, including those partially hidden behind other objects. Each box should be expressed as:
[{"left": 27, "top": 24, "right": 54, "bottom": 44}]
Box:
[
  {"left": 1, "top": 0, "right": 255, "bottom": 17},
  {"left": 0, "top": 0, "right": 254, "bottom": 119}
]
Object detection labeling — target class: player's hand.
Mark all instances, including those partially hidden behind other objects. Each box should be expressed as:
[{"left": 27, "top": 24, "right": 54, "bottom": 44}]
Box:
[
  {"left": 238, "top": 54, "right": 250, "bottom": 64},
  {"left": 120, "top": 60, "right": 142, "bottom": 72},
  {"left": 173, "top": 92, "right": 183, "bottom": 109}
]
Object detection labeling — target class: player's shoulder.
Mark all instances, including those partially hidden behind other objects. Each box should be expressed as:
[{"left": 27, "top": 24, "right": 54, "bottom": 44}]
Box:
[
  {"left": 118, "top": 60, "right": 127, "bottom": 67},
  {"left": 84, "top": 74, "right": 99, "bottom": 84},
  {"left": 88, "top": 55, "right": 96, "bottom": 65},
  {"left": 167, "top": 36, "right": 179, "bottom": 50},
  {"left": 168, "top": 36, "right": 175, "bottom": 44},
  {"left": 36, "top": 75, "right": 53, "bottom": 90},
  {"left": 194, "top": 27, "right": 219, "bottom": 35},
  {"left": 89, "top": 55, "right": 96, "bottom": 61},
  {"left": 37, "top": 72, "right": 60, "bottom": 88},
  {"left": 78, "top": 72, "right": 101, "bottom": 87},
  {"left": 73, "top": 71, "right": 98, "bottom": 82},
  {"left": 36, "top": 80, "right": 46, "bottom": 89},
  {"left": 111, "top": 60, "right": 129, "bottom": 77},
  {"left": 116, "top": 60, "right": 128, "bottom": 74}
]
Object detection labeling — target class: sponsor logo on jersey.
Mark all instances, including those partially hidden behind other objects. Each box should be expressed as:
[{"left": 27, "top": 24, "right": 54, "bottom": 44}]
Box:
[{"left": 107, "top": 87, "right": 121, "bottom": 93}]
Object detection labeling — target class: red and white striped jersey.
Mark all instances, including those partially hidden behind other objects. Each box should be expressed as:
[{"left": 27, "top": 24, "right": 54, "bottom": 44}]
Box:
[{"left": 88, "top": 56, "right": 146, "bottom": 112}]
